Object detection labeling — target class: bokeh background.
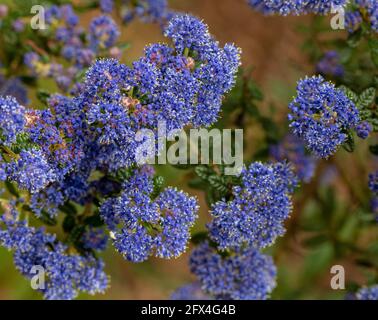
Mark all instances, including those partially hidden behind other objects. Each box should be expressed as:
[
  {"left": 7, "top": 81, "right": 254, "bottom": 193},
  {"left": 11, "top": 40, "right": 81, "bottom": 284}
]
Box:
[{"left": 0, "top": 0, "right": 377, "bottom": 299}]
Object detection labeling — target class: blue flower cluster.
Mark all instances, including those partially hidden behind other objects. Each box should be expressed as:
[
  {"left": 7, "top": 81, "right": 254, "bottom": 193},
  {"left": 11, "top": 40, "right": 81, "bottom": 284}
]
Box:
[
  {"left": 176, "top": 161, "right": 296, "bottom": 300},
  {"left": 0, "top": 96, "right": 26, "bottom": 146},
  {"left": 346, "top": 1, "right": 378, "bottom": 33},
  {"left": 270, "top": 134, "right": 317, "bottom": 183},
  {"left": 248, "top": 0, "right": 347, "bottom": 16},
  {"left": 24, "top": 4, "right": 121, "bottom": 93},
  {"left": 356, "top": 121, "right": 373, "bottom": 139},
  {"left": 288, "top": 76, "right": 360, "bottom": 158},
  {"left": 2, "top": 14, "right": 240, "bottom": 217},
  {"left": 101, "top": 166, "right": 199, "bottom": 262},
  {"left": 356, "top": 285, "right": 378, "bottom": 300},
  {"left": 208, "top": 162, "right": 297, "bottom": 250},
  {"left": 369, "top": 170, "right": 378, "bottom": 215},
  {"left": 89, "top": 15, "right": 120, "bottom": 50},
  {"left": 0, "top": 74, "right": 29, "bottom": 105},
  {"left": 0, "top": 210, "right": 108, "bottom": 300},
  {"left": 82, "top": 227, "right": 108, "bottom": 251},
  {"left": 171, "top": 282, "right": 212, "bottom": 300},
  {"left": 164, "top": 15, "right": 241, "bottom": 128},
  {"left": 316, "top": 51, "right": 344, "bottom": 78},
  {"left": 113, "top": 0, "right": 173, "bottom": 25},
  {"left": 6, "top": 148, "right": 57, "bottom": 194},
  {"left": 0, "top": 13, "right": 241, "bottom": 299},
  {"left": 189, "top": 242, "right": 277, "bottom": 300}
]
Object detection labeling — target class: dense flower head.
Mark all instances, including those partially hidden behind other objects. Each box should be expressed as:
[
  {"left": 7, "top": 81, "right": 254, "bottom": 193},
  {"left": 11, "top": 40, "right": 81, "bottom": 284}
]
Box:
[
  {"left": 288, "top": 76, "right": 360, "bottom": 158},
  {"left": 0, "top": 96, "right": 26, "bottom": 146},
  {"left": 89, "top": 15, "right": 120, "bottom": 50},
  {"left": 23, "top": 4, "right": 122, "bottom": 93},
  {"left": 6, "top": 148, "right": 57, "bottom": 194},
  {"left": 12, "top": 19, "right": 25, "bottom": 32},
  {"left": 248, "top": 0, "right": 347, "bottom": 16},
  {"left": 100, "top": 0, "right": 114, "bottom": 13},
  {"left": 351, "top": 0, "right": 378, "bottom": 33},
  {"left": 163, "top": 15, "right": 241, "bottom": 127},
  {"left": 171, "top": 282, "right": 212, "bottom": 300},
  {"left": 369, "top": 170, "right": 378, "bottom": 193},
  {"left": 122, "top": 0, "right": 173, "bottom": 25},
  {"left": 190, "top": 242, "right": 277, "bottom": 300},
  {"left": 316, "top": 51, "right": 344, "bottom": 78},
  {"left": 356, "top": 285, "right": 378, "bottom": 300},
  {"left": 0, "top": 75, "right": 29, "bottom": 105},
  {"left": 82, "top": 227, "right": 108, "bottom": 251},
  {"left": 100, "top": 166, "right": 199, "bottom": 262},
  {"left": 164, "top": 14, "right": 213, "bottom": 58},
  {"left": 75, "top": 14, "right": 240, "bottom": 163},
  {"left": 0, "top": 212, "right": 108, "bottom": 300},
  {"left": 356, "top": 121, "right": 373, "bottom": 139},
  {"left": 270, "top": 134, "right": 316, "bottom": 183},
  {"left": 0, "top": 11, "right": 243, "bottom": 299},
  {"left": 208, "top": 162, "right": 297, "bottom": 250},
  {"left": 345, "top": 11, "right": 363, "bottom": 33}
]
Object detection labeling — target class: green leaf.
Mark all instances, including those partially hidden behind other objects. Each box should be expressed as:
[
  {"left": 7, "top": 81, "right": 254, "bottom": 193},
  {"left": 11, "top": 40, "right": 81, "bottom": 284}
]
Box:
[
  {"left": 63, "top": 215, "right": 76, "bottom": 233},
  {"left": 347, "top": 29, "right": 363, "bottom": 48},
  {"left": 151, "top": 175, "right": 164, "bottom": 199},
  {"left": 36, "top": 90, "right": 51, "bottom": 105},
  {"left": 368, "top": 38, "right": 378, "bottom": 67},
  {"left": 84, "top": 214, "right": 104, "bottom": 227},
  {"left": 303, "top": 235, "right": 329, "bottom": 248},
  {"left": 194, "top": 165, "right": 213, "bottom": 181},
  {"left": 188, "top": 177, "right": 207, "bottom": 190},
  {"left": 208, "top": 176, "right": 228, "bottom": 194},
  {"left": 59, "top": 202, "right": 77, "bottom": 216},
  {"left": 191, "top": 231, "right": 208, "bottom": 245},
  {"left": 369, "top": 144, "right": 378, "bottom": 155},
  {"left": 359, "top": 88, "right": 376, "bottom": 108},
  {"left": 339, "top": 86, "right": 359, "bottom": 104},
  {"left": 37, "top": 210, "right": 57, "bottom": 226},
  {"left": 67, "top": 225, "right": 85, "bottom": 245},
  {"left": 342, "top": 132, "right": 355, "bottom": 153},
  {"left": 5, "top": 181, "right": 19, "bottom": 197}
]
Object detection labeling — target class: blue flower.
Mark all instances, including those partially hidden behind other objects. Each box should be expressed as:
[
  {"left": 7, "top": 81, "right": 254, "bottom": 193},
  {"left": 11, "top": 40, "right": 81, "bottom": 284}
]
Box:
[
  {"left": 171, "top": 282, "right": 212, "bottom": 300},
  {"left": 248, "top": 0, "right": 347, "bottom": 16},
  {"left": 89, "top": 15, "right": 120, "bottom": 50},
  {"left": 369, "top": 171, "right": 378, "bottom": 194},
  {"left": 356, "top": 121, "right": 373, "bottom": 139},
  {"left": 316, "top": 51, "right": 344, "bottom": 78},
  {"left": 101, "top": 166, "right": 199, "bottom": 262},
  {"left": 0, "top": 96, "right": 26, "bottom": 146},
  {"left": 270, "top": 134, "right": 317, "bottom": 183},
  {"left": 82, "top": 227, "right": 108, "bottom": 251},
  {"left": 7, "top": 148, "right": 57, "bottom": 194},
  {"left": 355, "top": 0, "right": 378, "bottom": 32},
  {"left": 0, "top": 76, "right": 29, "bottom": 105},
  {"left": 356, "top": 285, "right": 378, "bottom": 300},
  {"left": 100, "top": 0, "right": 114, "bottom": 13},
  {"left": 208, "top": 162, "right": 297, "bottom": 250},
  {"left": 0, "top": 213, "right": 108, "bottom": 300},
  {"left": 122, "top": 0, "right": 172, "bottom": 25},
  {"left": 190, "top": 242, "right": 277, "bottom": 300},
  {"left": 288, "top": 76, "right": 359, "bottom": 158},
  {"left": 345, "top": 11, "right": 363, "bottom": 33}
]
